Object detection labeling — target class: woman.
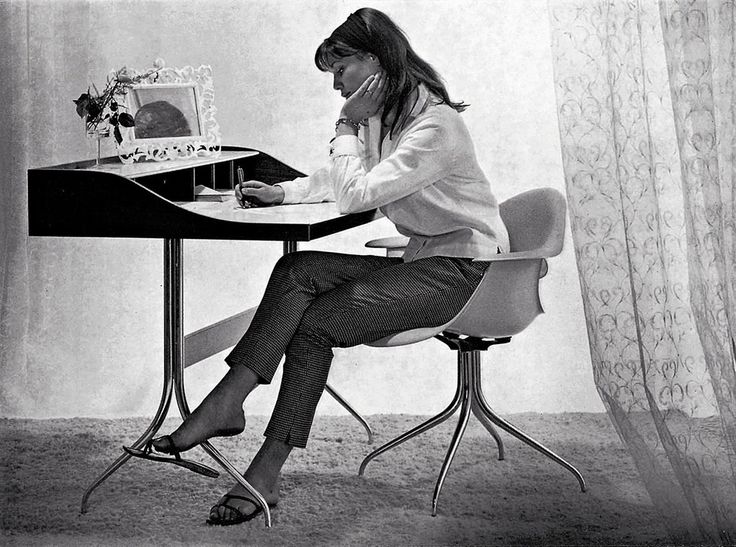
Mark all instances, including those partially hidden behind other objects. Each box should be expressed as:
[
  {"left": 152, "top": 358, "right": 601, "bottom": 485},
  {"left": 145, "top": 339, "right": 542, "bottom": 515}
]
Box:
[{"left": 129, "top": 7, "right": 509, "bottom": 525}]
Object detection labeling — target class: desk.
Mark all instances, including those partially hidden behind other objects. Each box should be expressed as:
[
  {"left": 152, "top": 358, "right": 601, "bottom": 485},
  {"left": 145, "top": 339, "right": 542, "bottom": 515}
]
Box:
[{"left": 27, "top": 146, "right": 379, "bottom": 527}]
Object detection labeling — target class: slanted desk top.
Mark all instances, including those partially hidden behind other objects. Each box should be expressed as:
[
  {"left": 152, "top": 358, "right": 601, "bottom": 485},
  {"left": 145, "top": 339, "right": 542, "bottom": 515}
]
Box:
[{"left": 27, "top": 145, "right": 378, "bottom": 240}]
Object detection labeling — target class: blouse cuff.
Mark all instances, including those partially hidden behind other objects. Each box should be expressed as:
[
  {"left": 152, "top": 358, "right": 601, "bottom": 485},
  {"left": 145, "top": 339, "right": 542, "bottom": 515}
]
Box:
[
  {"left": 274, "top": 180, "right": 303, "bottom": 204},
  {"left": 329, "top": 134, "right": 361, "bottom": 157}
]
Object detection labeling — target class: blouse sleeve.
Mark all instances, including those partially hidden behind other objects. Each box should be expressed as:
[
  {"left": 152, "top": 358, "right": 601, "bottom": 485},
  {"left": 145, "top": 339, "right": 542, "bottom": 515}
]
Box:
[
  {"left": 328, "top": 116, "right": 457, "bottom": 214},
  {"left": 274, "top": 165, "right": 335, "bottom": 204}
]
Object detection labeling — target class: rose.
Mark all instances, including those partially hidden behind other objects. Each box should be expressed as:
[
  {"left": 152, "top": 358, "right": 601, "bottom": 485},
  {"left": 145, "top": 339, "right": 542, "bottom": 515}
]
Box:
[{"left": 73, "top": 66, "right": 157, "bottom": 143}]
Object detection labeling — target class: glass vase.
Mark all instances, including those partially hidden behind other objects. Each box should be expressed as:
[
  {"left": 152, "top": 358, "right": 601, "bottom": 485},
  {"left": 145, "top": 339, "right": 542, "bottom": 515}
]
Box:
[{"left": 86, "top": 124, "right": 111, "bottom": 166}]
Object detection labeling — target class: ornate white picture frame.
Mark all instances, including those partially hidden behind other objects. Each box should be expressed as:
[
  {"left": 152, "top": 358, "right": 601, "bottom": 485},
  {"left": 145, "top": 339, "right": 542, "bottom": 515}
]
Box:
[{"left": 116, "top": 61, "right": 221, "bottom": 163}]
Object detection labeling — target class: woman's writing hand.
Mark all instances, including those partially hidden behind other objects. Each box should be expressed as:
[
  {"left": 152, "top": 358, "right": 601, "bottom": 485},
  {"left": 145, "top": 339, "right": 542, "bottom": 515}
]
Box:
[
  {"left": 235, "top": 180, "right": 285, "bottom": 208},
  {"left": 340, "top": 72, "right": 386, "bottom": 123}
]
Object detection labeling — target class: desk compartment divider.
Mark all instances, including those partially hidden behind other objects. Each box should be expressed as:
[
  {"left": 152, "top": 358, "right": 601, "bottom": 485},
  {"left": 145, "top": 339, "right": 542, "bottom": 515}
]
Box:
[{"left": 135, "top": 170, "right": 195, "bottom": 202}]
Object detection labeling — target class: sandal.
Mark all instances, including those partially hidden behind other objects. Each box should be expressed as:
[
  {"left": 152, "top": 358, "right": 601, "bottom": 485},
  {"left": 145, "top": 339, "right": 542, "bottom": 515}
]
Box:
[
  {"left": 206, "top": 493, "right": 277, "bottom": 526},
  {"left": 123, "top": 436, "right": 220, "bottom": 478}
]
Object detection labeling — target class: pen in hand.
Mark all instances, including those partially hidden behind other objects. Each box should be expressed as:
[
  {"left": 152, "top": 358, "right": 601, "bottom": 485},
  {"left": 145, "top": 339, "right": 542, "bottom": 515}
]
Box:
[
  {"left": 235, "top": 170, "right": 282, "bottom": 208},
  {"left": 236, "top": 167, "right": 255, "bottom": 208}
]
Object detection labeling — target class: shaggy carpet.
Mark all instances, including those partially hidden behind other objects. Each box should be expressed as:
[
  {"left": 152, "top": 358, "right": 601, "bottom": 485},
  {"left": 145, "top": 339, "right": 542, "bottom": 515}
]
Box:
[{"left": 1, "top": 413, "right": 672, "bottom": 546}]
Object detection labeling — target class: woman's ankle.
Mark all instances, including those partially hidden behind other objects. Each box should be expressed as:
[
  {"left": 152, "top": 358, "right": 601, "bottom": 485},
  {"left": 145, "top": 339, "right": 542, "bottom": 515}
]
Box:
[{"left": 242, "top": 438, "right": 292, "bottom": 488}]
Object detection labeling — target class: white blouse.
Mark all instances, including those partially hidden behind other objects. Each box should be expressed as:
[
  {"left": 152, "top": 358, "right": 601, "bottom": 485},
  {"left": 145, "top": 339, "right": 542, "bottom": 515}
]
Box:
[{"left": 276, "top": 84, "right": 509, "bottom": 262}]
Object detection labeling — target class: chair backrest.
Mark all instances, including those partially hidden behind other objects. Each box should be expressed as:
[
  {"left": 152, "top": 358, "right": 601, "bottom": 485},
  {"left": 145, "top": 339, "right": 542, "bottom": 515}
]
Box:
[
  {"left": 445, "top": 188, "right": 567, "bottom": 338},
  {"left": 367, "top": 188, "right": 567, "bottom": 347},
  {"left": 500, "top": 188, "right": 566, "bottom": 256}
]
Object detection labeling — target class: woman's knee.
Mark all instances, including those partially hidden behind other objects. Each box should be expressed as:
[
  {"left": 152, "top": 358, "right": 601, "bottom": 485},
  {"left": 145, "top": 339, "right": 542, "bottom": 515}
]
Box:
[
  {"left": 286, "top": 305, "right": 336, "bottom": 353},
  {"left": 273, "top": 250, "right": 325, "bottom": 276}
]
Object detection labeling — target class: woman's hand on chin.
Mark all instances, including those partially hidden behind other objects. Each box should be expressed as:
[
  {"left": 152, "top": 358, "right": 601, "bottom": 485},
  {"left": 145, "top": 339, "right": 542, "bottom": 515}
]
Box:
[{"left": 340, "top": 72, "right": 386, "bottom": 123}]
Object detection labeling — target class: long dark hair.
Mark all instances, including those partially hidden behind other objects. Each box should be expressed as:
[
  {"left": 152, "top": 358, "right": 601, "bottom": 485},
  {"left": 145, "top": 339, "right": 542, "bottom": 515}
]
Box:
[{"left": 314, "top": 8, "right": 468, "bottom": 138}]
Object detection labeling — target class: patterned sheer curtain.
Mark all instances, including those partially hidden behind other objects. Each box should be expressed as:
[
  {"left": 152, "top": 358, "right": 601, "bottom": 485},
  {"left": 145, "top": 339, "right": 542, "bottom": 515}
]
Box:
[{"left": 548, "top": 0, "right": 735, "bottom": 543}]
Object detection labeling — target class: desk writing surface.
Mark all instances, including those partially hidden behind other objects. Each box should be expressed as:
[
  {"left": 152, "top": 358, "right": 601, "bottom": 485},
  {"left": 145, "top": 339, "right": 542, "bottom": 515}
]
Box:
[
  {"left": 28, "top": 146, "right": 378, "bottom": 241},
  {"left": 178, "top": 197, "right": 358, "bottom": 226}
]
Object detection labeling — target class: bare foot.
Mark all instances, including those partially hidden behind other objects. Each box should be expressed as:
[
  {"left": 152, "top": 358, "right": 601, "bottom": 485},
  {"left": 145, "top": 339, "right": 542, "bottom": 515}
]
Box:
[
  {"left": 153, "top": 406, "right": 244, "bottom": 454},
  {"left": 207, "top": 437, "right": 291, "bottom": 525},
  {"left": 208, "top": 475, "right": 281, "bottom": 525},
  {"left": 153, "top": 371, "right": 251, "bottom": 453}
]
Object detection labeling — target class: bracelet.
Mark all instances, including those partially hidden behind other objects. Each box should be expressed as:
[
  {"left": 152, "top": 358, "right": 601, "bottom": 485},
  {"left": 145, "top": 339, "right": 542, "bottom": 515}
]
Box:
[{"left": 335, "top": 117, "right": 361, "bottom": 132}]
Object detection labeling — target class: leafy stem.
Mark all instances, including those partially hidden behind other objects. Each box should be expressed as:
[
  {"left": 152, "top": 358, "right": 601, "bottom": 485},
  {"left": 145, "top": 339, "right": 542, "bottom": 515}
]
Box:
[{"left": 74, "top": 66, "right": 159, "bottom": 143}]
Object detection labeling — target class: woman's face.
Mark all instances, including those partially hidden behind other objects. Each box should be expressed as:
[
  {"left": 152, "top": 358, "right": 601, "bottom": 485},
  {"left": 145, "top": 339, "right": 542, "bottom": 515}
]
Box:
[{"left": 328, "top": 54, "right": 380, "bottom": 99}]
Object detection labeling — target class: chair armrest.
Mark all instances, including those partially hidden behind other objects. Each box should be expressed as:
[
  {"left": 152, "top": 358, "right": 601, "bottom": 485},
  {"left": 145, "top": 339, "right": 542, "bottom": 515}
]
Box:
[
  {"left": 485, "top": 249, "right": 553, "bottom": 261},
  {"left": 489, "top": 247, "right": 561, "bottom": 278},
  {"left": 485, "top": 251, "right": 551, "bottom": 277},
  {"left": 365, "top": 241, "right": 551, "bottom": 276},
  {"left": 365, "top": 236, "right": 410, "bottom": 250}
]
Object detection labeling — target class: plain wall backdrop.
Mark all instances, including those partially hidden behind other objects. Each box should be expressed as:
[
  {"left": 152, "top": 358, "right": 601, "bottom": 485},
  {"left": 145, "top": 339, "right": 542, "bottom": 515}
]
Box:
[{"left": 5, "top": 0, "right": 603, "bottom": 419}]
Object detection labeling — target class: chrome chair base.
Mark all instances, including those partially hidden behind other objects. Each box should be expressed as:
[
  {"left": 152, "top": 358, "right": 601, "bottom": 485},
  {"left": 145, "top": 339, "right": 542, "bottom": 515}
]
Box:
[{"left": 359, "top": 339, "right": 587, "bottom": 517}]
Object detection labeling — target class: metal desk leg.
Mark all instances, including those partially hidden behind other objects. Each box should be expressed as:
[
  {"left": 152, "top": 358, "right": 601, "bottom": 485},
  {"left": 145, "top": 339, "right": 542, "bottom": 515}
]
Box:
[
  {"left": 80, "top": 238, "right": 180, "bottom": 513},
  {"left": 82, "top": 239, "right": 273, "bottom": 528},
  {"left": 283, "top": 240, "right": 298, "bottom": 254},
  {"left": 282, "top": 240, "right": 374, "bottom": 444},
  {"left": 167, "top": 238, "right": 272, "bottom": 527}
]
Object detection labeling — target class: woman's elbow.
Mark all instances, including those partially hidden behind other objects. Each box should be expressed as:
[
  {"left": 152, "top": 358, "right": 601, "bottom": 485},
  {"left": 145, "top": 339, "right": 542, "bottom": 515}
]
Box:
[
  {"left": 336, "top": 198, "right": 361, "bottom": 214},
  {"left": 335, "top": 190, "right": 369, "bottom": 214}
]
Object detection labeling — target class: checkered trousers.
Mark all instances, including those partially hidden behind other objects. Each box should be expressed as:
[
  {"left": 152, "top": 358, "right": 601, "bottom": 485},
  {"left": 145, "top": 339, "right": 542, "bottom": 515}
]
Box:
[{"left": 225, "top": 250, "right": 487, "bottom": 448}]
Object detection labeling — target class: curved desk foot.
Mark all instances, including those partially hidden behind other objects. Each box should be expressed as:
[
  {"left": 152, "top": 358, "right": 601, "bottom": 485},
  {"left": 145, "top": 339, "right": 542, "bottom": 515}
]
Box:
[
  {"left": 200, "top": 441, "right": 273, "bottom": 527},
  {"left": 359, "top": 359, "right": 465, "bottom": 477},
  {"left": 81, "top": 451, "right": 131, "bottom": 514},
  {"left": 325, "top": 383, "right": 374, "bottom": 444},
  {"left": 81, "top": 362, "right": 175, "bottom": 514}
]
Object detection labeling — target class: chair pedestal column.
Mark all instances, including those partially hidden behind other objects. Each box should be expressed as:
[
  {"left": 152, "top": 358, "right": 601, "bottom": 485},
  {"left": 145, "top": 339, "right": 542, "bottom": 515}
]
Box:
[{"left": 359, "top": 344, "right": 586, "bottom": 516}]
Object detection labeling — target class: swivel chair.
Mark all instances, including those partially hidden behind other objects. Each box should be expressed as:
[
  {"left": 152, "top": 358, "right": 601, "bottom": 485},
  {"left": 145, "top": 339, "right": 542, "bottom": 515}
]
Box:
[{"left": 359, "top": 187, "right": 586, "bottom": 515}]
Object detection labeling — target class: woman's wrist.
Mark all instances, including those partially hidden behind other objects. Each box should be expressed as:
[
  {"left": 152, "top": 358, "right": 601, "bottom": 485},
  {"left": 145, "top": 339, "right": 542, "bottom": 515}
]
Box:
[
  {"left": 335, "top": 116, "right": 360, "bottom": 136},
  {"left": 338, "top": 105, "right": 360, "bottom": 121}
]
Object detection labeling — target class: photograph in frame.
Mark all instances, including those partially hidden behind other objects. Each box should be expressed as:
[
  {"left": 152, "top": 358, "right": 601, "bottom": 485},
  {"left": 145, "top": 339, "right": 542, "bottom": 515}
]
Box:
[
  {"left": 115, "top": 62, "right": 221, "bottom": 162},
  {"left": 128, "top": 83, "right": 203, "bottom": 140}
]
